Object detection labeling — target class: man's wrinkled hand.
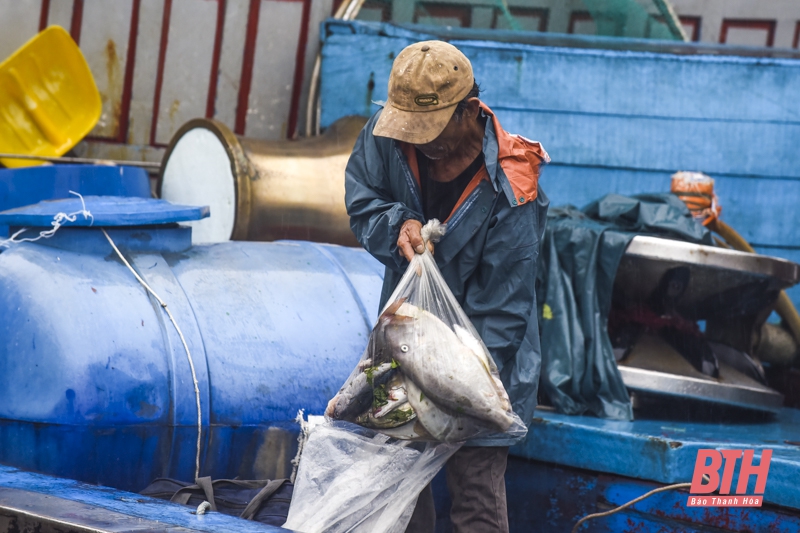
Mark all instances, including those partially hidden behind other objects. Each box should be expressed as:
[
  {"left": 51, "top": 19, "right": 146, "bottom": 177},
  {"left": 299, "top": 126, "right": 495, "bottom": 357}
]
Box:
[{"left": 397, "top": 219, "right": 433, "bottom": 262}]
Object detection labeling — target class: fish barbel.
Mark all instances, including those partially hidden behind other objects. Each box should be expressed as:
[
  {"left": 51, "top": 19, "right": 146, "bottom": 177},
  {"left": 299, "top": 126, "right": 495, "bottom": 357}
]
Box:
[{"left": 381, "top": 302, "right": 514, "bottom": 432}]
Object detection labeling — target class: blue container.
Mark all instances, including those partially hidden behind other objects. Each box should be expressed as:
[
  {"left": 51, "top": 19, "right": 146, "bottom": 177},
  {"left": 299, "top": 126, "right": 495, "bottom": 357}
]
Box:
[
  {"left": 0, "top": 197, "right": 383, "bottom": 491},
  {"left": 0, "top": 165, "right": 151, "bottom": 237}
]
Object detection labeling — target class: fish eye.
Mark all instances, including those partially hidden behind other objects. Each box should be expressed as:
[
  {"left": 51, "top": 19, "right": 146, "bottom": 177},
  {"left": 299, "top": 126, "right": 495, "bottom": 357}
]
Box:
[{"left": 400, "top": 345, "right": 409, "bottom": 353}]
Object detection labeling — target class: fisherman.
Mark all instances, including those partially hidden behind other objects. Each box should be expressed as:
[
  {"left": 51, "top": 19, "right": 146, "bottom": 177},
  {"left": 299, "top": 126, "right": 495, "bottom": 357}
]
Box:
[{"left": 343, "top": 41, "right": 549, "bottom": 532}]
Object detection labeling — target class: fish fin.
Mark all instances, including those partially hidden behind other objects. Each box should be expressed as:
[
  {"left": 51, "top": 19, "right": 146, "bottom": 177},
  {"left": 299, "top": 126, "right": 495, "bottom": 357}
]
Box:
[
  {"left": 454, "top": 325, "right": 492, "bottom": 373},
  {"left": 379, "top": 298, "right": 407, "bottom": 319},
  {"left": 394, "top": 302, "right": 422, "bottom": 318}
]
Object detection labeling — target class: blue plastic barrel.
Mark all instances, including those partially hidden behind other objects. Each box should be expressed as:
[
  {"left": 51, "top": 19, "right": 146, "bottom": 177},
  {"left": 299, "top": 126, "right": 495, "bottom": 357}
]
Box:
[
  {"left": 0, "top": 197, "right": 383, "bottom": 491},
  {"left": 0, "top": 165, "right": 151, "bottom": 237}
]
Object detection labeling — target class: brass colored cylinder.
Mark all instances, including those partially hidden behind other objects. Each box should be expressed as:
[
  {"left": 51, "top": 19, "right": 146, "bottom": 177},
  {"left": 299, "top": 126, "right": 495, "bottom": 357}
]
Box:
[
  {"left": 756, "top": 323, "right": 799, "bottom": 366},
  {"left": 158, "top": 116, "right": 366, "bottom": 247},
  {"left": 710, "top": 218, "right": 800, "bottom": 347}
]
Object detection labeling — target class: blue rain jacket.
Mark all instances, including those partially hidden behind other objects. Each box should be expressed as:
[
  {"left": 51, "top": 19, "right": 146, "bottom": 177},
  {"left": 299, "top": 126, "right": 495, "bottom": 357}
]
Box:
[{"left": 344, "top": 104, "right": 549, "bottom": 436}]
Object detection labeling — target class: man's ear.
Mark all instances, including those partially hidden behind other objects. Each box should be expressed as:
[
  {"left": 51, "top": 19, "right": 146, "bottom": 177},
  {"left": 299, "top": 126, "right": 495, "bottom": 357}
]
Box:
[{"left": 466, "top": 97, "right": 481, "bottom": 120}]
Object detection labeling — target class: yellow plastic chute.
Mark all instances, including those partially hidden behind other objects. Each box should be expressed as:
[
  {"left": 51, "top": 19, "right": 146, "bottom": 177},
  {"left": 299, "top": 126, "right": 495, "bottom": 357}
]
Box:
[{"left": 0, "top": 26, "right": 101, "bottom": 168}]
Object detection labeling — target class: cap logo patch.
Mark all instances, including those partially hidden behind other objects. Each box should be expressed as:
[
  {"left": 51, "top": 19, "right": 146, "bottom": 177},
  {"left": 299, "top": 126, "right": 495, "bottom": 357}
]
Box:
[{"left": 414, "top": 94, "right": 439, "bottom": 106}]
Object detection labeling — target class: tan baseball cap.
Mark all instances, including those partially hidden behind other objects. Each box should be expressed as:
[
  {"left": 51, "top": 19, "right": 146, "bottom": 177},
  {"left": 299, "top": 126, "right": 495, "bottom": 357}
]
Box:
[{"left": 373, "top": 40, "right": 474, "bottom": 145}]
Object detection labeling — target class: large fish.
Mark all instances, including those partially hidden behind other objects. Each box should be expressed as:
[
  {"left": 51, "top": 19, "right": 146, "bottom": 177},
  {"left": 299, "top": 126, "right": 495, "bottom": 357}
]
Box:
[
  {"left": 404, "top": 378, "right": 482, "bottom": 442},
  {"left": 381, "top": 302, "right": 514, "bottom": 432},
  {"left": 376, "top": 418, "right": 433, "bottom": 440},
  {"left": 330, "top": 362, "right": 395, "bottom": 421}
]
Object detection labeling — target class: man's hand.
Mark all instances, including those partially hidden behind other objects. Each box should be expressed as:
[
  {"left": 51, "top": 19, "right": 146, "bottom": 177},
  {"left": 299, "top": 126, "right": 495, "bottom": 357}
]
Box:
[{"left": 397, "top": 219, "right": 433, "bottom": 262}]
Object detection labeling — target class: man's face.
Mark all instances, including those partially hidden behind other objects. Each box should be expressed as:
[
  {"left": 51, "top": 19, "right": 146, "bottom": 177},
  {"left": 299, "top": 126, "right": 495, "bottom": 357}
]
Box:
[
  {"left": 415, "top": 98, "right": 483, "bottom": 159},
  {"left": 414, "top": 113, "right": 469, "bottom": 160}
]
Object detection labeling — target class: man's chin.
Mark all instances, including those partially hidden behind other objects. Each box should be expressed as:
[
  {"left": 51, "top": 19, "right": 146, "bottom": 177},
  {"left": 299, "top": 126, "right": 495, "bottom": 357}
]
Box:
[{"left": 419, "top": 150, "right": 446, "bottom": 160}]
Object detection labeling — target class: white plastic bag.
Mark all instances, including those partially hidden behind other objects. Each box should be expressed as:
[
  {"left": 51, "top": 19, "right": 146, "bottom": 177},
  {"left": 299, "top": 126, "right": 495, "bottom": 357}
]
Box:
[
  {"left": 284, "top": 419, "right": 457, "bottom": 533},
  {"left": 329, "top": 220, "right": 528, "bottom": 443}
]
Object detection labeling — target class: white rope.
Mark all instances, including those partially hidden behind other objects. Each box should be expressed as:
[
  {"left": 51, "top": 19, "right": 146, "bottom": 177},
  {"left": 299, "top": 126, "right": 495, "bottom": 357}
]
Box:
[
  {"left": 101, "top": 228, "right": 203, "bottom": 482},
  {"left": 571, "top": 474, "right": 711, "bottom": 532},
  {"left": 0, "top": 191, "right": 93, "bottom": 248},
  {"left": 290, "top": 409, "right": 309, "bottom": 484}
]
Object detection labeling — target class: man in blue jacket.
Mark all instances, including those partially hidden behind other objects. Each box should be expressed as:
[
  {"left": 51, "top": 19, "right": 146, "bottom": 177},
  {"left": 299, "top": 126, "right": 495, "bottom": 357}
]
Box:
[{"left": 343, "top": 40, "right": 549, "bottom": 532}]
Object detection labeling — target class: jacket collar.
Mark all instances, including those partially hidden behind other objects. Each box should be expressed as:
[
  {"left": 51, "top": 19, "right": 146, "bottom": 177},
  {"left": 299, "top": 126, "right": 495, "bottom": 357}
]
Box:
[{"left": 480, "top": 102, "right": 549, "bottom": 208}]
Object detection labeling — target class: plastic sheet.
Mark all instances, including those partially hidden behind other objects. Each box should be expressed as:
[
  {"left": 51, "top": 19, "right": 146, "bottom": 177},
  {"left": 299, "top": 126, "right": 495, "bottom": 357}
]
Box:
[
  {"left": 284, "top": 419, "right": 457, "bottom": 533},
  {"left": 537, "top": 193, "right": 712, "bottom": 420}
]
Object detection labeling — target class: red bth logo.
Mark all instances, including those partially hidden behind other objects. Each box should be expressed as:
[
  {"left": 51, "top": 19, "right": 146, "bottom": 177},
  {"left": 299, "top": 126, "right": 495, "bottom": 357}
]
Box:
[{"left": 686, "top": 449, "right": 772, "bottom": 507}]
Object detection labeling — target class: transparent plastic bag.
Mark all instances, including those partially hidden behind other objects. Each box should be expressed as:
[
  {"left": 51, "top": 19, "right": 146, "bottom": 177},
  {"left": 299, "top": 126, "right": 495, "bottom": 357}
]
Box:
[
  {"left": 329, "top": 219, "right": 528, "bottom": 443},
  {"left": 284, "top": 417, "right": 457, "bottom": 533},
  {"left": 285, "top": 220, "right": 528, "bottom": 532}
]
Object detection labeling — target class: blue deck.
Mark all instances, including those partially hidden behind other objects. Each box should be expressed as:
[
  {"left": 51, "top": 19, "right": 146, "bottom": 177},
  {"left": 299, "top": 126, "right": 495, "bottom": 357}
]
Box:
[
  {"left": 0, "top": 464, "right": 290, "bottom": 532},
  {"left": 511, "top": 408, "right": 800, "bottom": 510},
  {"left": 501, "top": 457, "right": 800, "bottom": 532}
]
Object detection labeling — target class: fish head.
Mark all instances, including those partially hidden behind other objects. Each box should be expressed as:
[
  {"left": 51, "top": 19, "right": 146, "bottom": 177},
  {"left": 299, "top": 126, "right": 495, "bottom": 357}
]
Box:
[{"left": 381, "top": 312, "right": 418, "bottom": 360}]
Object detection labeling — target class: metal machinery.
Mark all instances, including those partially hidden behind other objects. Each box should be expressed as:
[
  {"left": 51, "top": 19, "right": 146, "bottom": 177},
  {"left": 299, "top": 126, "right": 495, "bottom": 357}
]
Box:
[
  {"left": 157, "top": 116, "right": 366, "bottom": 246},
  {"left": 613, "top": 236, "right": 800, "bottom": 413}
]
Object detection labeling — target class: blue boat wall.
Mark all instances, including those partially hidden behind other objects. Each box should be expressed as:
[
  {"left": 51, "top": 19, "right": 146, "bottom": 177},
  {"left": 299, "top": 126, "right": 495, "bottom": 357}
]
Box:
[
  {"left": 319, "top": 20, "right": 800, "bottom": 307},
  {"left": 0, "top": 210, "right": 384, "bottom": 491}
]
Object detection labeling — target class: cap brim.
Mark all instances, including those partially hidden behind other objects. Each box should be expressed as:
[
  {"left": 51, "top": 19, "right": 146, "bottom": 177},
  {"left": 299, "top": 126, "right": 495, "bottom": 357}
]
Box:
[{"left": 372, "top": 102, "right": 456, "bottom": 144}]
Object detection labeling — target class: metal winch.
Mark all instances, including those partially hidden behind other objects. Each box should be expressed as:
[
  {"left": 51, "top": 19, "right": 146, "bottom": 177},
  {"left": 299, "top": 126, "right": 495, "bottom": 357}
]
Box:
[{"left": 612, "top": 236, "right": 800, "bottom": 413}]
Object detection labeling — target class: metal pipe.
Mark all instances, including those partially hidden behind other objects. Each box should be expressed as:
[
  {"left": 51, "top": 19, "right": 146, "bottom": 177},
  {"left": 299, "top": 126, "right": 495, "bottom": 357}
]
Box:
[
  {"left": 158, "top": 116, "right": 366, "bottom": 246},
  {"left": 343, "top": 0, "right": 367, "bottom": 21},
  {"left": 305, "top": 0, "right": 367, "bottom": 137},
  {"left": 305, "top": 55, "right": 322, "bottom": 137},
  {"left": 709, "top": 218, "right": 800, "bottom": 347},
  {"left": 652, "top": 0, "right": 690, "bottom": 42}
]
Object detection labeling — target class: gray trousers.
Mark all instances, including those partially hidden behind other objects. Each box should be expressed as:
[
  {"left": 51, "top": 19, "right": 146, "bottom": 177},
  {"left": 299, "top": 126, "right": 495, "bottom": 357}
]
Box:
[{"left": 404, "top": 446, "right": 509, "bottom": 533}]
